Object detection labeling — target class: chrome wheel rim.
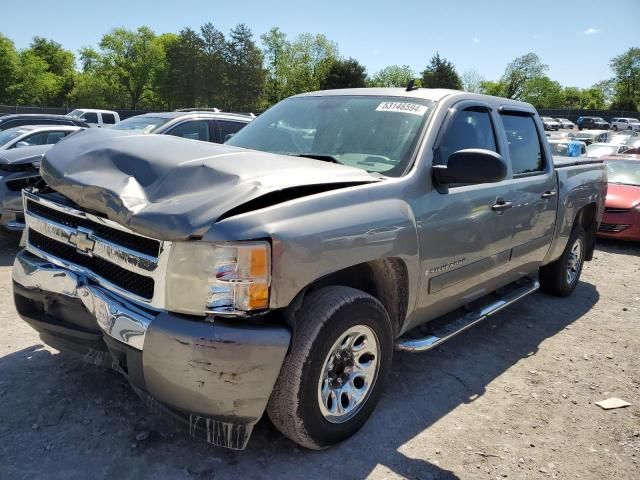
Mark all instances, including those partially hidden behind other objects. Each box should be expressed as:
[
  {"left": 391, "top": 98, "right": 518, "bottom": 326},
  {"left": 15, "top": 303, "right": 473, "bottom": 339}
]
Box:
[
  {"left": 317, "top": 325, "right": 380, "bottom": 424},
  {"left": 566, "top": 237, "right": 584, "bottom": 286}
]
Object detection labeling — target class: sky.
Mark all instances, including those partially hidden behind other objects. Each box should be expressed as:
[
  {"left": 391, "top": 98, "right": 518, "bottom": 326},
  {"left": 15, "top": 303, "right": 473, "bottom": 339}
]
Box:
[{"left": 3, "top": 0, "right": 639, "bottom": 88}]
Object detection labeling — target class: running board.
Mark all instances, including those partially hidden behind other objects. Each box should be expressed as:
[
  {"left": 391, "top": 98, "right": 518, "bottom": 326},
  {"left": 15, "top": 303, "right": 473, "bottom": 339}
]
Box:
[{"left": 395, "top": 277, "right": 540, "bottom": 352}]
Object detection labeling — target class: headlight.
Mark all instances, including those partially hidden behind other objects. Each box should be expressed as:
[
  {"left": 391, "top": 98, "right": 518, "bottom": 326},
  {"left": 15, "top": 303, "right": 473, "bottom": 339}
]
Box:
[{"left": 166, "top": 241, "right": 271, "bottom": 316}]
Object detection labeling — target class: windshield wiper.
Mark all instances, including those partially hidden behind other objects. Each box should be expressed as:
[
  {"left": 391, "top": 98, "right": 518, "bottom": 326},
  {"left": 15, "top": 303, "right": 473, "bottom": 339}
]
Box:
[{"left": 287, "top": 153, "right": 342, "bottom": 164}]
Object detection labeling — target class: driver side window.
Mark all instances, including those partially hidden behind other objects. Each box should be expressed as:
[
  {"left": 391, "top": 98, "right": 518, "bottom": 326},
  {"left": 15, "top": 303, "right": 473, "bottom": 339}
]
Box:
[{"left": 437, "top": 108, "right": 497, "bottom": 164}]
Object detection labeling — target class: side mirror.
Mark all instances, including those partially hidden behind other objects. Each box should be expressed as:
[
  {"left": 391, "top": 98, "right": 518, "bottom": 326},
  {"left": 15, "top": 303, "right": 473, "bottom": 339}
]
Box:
[
  {"left": 15, "top": 141, "right": 30, "bottom": 149},
  {"left": 433, "top": 149, "right": 507, "bottom": 185}
]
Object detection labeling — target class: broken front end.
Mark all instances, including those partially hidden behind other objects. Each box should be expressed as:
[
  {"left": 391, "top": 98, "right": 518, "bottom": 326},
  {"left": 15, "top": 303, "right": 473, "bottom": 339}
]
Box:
[{"left": 12, "top": 191, "right": 291, "bottom": 450}]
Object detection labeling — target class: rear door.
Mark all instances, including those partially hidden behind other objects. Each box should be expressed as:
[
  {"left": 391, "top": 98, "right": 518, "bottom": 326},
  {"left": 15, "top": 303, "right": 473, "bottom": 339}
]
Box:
[
  {"left": 416, "top": 101, "right": 515, "bottom": 317},
  {"left": 499, "top": 110, "right": 557, "bottom": 270}
]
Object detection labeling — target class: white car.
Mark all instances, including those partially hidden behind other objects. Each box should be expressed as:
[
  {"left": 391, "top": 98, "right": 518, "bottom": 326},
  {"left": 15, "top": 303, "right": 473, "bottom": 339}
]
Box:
[
  {"left": 66, "top": 109, "right": 120, "bottom": 128},
  {"left": 610, "top": 117, "right": 640, "bottom": 132},
  {"left": 0, "top": 125, "right": 81, "bottom": 151},
  {"left": 586, "top": 142, "right": 628, "bottom": 158},
  {"left": 541, "top": 116, "right": 560, "bottom": 131},
  {"left": 554, "top": 117, "right": 576, "bottom": 129}
]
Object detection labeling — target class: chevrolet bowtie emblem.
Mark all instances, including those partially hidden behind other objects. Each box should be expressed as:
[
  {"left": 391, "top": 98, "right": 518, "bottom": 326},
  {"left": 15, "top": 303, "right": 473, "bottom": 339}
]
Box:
[{"left": 69, "top": 229, "right": 96, "bottom": 255}]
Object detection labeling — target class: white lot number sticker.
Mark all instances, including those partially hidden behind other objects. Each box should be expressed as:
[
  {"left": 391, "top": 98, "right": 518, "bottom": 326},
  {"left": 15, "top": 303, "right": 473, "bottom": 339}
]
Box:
[{"left": 376, "top": 101, "right": 428, "bottom": 116}]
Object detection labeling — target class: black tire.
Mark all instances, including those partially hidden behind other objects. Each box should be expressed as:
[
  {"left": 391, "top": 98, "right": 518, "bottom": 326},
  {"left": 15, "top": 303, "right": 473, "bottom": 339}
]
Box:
[
  {"left": 539, "top": 225, "right": 586, "bottom": 297},
  {"left": 613, "top": 125, "right": 618, "bottom": 131},
  {"left": 266, "top": 286, "right": 393, "bottom": 449}
]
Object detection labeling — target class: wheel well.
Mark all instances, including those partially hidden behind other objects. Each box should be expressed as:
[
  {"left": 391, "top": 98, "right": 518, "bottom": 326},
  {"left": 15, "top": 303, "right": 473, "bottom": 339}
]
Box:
[
  {"left": 302, "top": 259, "right": 409, "bottom": 335},
  {"left": 575, "top": 203, "right": 597, "bottom": 260}
]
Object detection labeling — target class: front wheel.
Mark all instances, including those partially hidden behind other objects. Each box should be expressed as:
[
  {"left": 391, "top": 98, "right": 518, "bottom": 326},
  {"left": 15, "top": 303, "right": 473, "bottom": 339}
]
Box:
[
  {"left": 539, "top": 225, "right": 586, "bottom": 297},
  {"left": 613, "top": 125, "right": 618, "bottom": 131},
  {"left": 267, "top": 286, "right": 393, "bottom": 449}
]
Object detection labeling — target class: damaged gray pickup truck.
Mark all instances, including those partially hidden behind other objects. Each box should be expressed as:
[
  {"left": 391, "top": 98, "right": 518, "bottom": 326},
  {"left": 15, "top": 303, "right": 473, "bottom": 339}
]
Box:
[{"left": 12, "top": 88, "right": 606, "bottom": 450}]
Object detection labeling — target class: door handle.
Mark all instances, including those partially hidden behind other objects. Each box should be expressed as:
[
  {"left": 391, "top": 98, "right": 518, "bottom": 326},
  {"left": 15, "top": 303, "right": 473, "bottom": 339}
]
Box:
[
  {"left": 491, "top": 199, "right": 513, "bottom": 211},
  {"left": 541, "top": 190, "right": 557, "bottom": 199}
]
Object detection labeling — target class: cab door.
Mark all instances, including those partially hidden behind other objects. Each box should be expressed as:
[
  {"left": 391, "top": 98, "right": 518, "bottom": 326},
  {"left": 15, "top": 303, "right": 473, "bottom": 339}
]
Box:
[
  {"left": 499, "top": 110, "right": 557, "bottom": 271},
  {"left": 415, "top": 101, "right": 515, "bottom": 321}
]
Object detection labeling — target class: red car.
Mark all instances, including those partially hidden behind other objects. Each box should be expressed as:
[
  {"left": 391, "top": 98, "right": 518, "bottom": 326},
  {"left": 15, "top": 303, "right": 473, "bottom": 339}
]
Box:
[{"left": 598, "top": 154, "right": 640, "bottom": 241}]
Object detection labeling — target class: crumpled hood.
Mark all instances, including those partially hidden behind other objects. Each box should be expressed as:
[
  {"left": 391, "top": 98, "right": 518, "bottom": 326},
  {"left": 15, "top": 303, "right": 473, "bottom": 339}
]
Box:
[
  {"left": 41, "top": 128, "right": 378, "bottom": 240},
  {"left": 0, "top": 144, "right": 52, "bottom": 168}
]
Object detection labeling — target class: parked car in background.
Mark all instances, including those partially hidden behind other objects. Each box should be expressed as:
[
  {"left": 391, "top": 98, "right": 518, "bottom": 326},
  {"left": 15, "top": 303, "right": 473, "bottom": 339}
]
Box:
[
  {"left": 586, "top": 142, "right": 629, "bottom": 158},
  {"left": 576, "top": 116, "right": 610, "bottom": 130},
  {"left": 110, "top": 111, "right": 252, "bottom": 142},
  {"left": 610, "top": 117, "right": 640, "bottom": 132},
  {"left": 0, "top": 145, "right": 51, "bottom": 230},
  {"left": 66, "top": 109, "right": 120, "bottom": 128},
  {"left": 541, "top": 117, "right": 560, "bottom": 131},
  {"left": 0, "top": 125, "right": 81, "bottom": 151},
  {"left": 13, "top": 88, "right": 606, "bottom": 450},
  {"left": 609, "top": 131, "right": 639, "bottom": 146},
  {"left": 554, "top": 118, "right": 576, "bottom": 129},
  {"left": 575, "top": 129, "right": 610, "bottom": 145},
  {"left": 597, "top": 154, "right": 640, "bottom": 241},
  {"left": 0, "top": 114, "right": 88, "bottom": 132},
  {"left": 547, "top": 131, "right": 576, "bottom": 140},
  {"left": 548, "top": 139, "right": 587, "bottom": 157}
]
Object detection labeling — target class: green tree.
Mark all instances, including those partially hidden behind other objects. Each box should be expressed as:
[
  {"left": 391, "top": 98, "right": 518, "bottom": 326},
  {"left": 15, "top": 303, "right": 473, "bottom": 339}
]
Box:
[
  {"left": 224, "top": 24, "right": 266, "bottom": 111},
  {"left": 421, "top": 53, "right": 462, "bottom": 89},
  {"left": 368, "top": 65, "right": 415, "bottom": 87},
  {"left": 609, "top": 47, "right": 640, "bottom": 110},
  {"left": 97, "top": 26, "right": 164, "bottom": 109},
  {"left": 200, "top": 23, "right": 227, "bottom": 108},
  {"left": 261, "top": 27, "right": 290, "bottom": 104},
  {"left": 500, "top": 53, "right": 548, "bottom": 99},
  {"left": 480, "top": 80, "right": 506, "bottom": 97},
  {"left": 169, "top": 27, "right": 205, "bottom": 108},
  {"left": 520, "top": 76, "right": 565, "bottom": 108},
  {"left": 0, "top": 34, "right": 20, "bottom": 103},
  {"left": 15, "top": 51, "right": 61, "bottom": 106},
  {"left": 28, "top": 37, "right": 76, "bottom": 105},
  {"left": 319, "top": 58, "right": 367, "bottom": 90}
]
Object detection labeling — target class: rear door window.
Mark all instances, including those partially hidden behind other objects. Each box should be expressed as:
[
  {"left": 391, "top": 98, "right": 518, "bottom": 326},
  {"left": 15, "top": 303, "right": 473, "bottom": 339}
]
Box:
[
  {"left": 500, "top": 113, "right": 545, "bottom": 175},
  {"left": 218, "top": 120, "right": 248, "bottom": 142},
  {"left": 82, "top": 112, "right": 99, "bottom": 124},
  {"left": 101, "top": 113, "right": 116, "bottom": 124},
  {"left": 166, "top": 120, "right": 211, "bottom": 142}
]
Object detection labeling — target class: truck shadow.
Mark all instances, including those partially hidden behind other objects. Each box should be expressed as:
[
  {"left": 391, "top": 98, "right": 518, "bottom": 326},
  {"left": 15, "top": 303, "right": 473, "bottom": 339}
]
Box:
[
  {"left": 0, "top": 276, "right": 599, "bottom": 479},
  {"left": 0, "top": 230, "right": 21, "bottom": 267}
]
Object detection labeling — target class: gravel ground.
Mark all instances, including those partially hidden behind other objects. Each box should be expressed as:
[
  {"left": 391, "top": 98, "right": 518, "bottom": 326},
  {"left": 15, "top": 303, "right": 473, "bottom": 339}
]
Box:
[{"left": 0, "top": 230, "right": 638, "bottom": 480}]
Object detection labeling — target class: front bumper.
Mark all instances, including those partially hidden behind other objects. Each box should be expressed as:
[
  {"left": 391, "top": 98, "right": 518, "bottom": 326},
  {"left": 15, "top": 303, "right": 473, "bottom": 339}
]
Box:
[
  {"left": 12, "top": 250, "right": 291, "bottom": 449},
  {"left": 597, "top": 210, "right": 640, "bottom": 241}
]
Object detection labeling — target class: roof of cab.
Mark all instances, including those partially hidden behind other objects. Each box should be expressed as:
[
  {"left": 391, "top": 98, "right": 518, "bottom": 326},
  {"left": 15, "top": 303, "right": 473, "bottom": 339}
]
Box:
[{"left": 292, "top": 87, "right": 536, "bottom": 111}]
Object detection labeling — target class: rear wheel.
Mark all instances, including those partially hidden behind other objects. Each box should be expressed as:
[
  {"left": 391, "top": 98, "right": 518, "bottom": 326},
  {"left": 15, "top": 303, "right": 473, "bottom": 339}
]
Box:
[
  {"left": 539, "top": 225, "right": 586, "bottom": 297},
  {"left": 267, "top": 286, "right": 393, "bottom": 449},
  {"left": 613, "top": 125, "right": 618, "bottom": 131}
]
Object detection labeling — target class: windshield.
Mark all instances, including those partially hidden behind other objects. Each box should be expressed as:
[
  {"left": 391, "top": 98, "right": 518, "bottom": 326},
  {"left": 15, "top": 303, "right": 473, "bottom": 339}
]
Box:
[
  {"left": 587, "top": 144, "right": 618, "bottom": 157},
  {"left": 110, "top": 116, "right": 168, "bottom": 133},
  {"left": 226, "top": 95, "right": 434, "bottom": 176},
  {"left": 605, "top": 160, "right": 640, "bottom": 186},
  {"left": 0, "top": 127, "right": 28, "bottom": 146},
  {"left": 67, "top": 110, "right": 83, "bottom": 119}
]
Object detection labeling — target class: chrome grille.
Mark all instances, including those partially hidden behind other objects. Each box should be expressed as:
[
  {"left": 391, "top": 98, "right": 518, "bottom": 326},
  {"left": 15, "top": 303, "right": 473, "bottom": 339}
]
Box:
[{"left": 23, "top": 191, "right": 171, "bottom": 309}]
